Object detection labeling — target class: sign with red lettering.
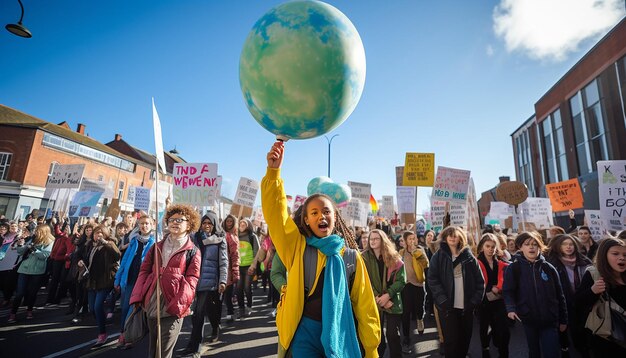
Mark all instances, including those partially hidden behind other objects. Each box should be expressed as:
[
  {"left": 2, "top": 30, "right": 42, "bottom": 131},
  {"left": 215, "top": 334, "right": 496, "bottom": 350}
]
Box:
[{"left": 173, "top": 163, "right": 218, "bottom": 205}]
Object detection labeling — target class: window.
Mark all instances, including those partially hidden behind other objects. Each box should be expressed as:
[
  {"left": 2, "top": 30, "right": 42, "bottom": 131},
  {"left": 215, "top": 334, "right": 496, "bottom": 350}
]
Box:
[
  {"left": 514, "top": 127, "right": 536, "bottom": 197},
  {"left": 118, "top": 181, "right": 125, "bottom": 200},
  {"left": 615, "top": 56, "right": 626, "bottom": 129},
  {"left": 569, "top": 79, "right": 610, "bottom": 175},
  {"left": 0, "top": 152, "right": 12, "bottom": 181},
  {"left": 540, "top": 109, "right": 568, "bottom": 183}
]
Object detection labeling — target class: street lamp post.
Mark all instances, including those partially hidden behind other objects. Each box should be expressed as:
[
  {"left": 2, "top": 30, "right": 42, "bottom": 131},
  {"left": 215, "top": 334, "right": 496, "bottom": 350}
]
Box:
[{"left": 324, "top": 134, "right": 339, "bottom": 178}]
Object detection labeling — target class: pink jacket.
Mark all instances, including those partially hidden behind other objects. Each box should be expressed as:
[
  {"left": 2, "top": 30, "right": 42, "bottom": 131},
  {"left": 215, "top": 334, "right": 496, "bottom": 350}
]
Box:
[
  {"left": 225, "top": 232, "right": 240, "bottom": 286},
  {"left": 129, "top": 235, "right": 201, "bottom": 318}
]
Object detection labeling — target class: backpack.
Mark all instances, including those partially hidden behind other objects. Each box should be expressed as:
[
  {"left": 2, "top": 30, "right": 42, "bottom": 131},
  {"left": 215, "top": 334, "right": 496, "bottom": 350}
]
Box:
[{"left": 303, "top": 245, "right": 357, "bottom": 296}]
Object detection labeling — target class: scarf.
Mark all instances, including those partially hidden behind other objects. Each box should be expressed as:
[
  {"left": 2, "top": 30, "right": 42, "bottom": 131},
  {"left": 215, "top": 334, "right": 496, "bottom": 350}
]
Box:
[
  {"left": 305, "top": 234, "right": 360, "bottom": 358},
  {"left": 136, "top": 233, "right": 151, "bottom": 244}
]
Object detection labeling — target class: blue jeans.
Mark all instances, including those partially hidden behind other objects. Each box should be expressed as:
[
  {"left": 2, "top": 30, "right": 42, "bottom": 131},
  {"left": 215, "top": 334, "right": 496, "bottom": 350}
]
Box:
[
  {"left": 522, "top": 323, "right": 560, "bottom": 358},
  {"left": 88, "top": 289, "right": 110, "bottom": 334},
  {"left": 119, "top": 283, "right": 135, "bottom": 332}
]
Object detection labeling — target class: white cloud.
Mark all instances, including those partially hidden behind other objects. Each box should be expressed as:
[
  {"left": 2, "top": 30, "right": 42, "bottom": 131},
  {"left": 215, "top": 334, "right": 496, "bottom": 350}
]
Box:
[{"left": 493, "top": 0, "right": 625, "bottom": 61}]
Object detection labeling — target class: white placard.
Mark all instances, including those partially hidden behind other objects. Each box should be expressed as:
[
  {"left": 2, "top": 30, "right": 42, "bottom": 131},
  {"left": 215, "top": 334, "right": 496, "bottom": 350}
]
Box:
[
  {"left": 152, "top": 98, "right": 167, "bottom": 174},
  {"left": 173, "top": 163, "right": 219, "bottom": 205},
  {"left": 598, "top": 160, "right": 626, "bottom": 231},
  {"left": 396, "top": 187, "right": 416, "bottom": 214},
  {"left": 381, "top": 196, "right": 394, "bottom": 218},
  {"left": 46, "top": 164, "right": 85, "bottom": 189},
  {"left": 517, "top": 197, "right": 554, "bottom": 229},
  {"left": 429, "top": 201, "right": 447, "bottom": 232},
  {"left": 347, "top": 181, "right": 371, "bottom": 204},
  {"left": 449, "top": 203, "right": 467, "bottom": 227},
  {"left": 584, "top": 210, "right": 606, "bottom": 241},
  {"left": 431, "top": 166, "right": 471, "bottom": 203},
  {"left": 342, "top": 199, "right": 368, "bottom": 227},
  {"left": 489, "top": 202, "right": 514, "bottom": 218},
  {"left": 134, "top": 187, "right": 151, "bottom": 211},
  {"left": 233, "top": 177, "right": 259, "bottom": 208}
]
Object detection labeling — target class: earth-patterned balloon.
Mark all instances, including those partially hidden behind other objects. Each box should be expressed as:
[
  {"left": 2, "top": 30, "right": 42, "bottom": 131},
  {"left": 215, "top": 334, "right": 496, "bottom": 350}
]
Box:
[{"left": 239, "top": 0, "right": 366, "bottom": 140}]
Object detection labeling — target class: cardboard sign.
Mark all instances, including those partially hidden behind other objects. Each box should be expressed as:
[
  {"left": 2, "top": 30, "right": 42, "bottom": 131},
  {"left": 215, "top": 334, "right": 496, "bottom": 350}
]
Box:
[
  {"left": 347, "top": 181, "right": 371, "bottom": 204},
  {"left": 230, "top": 203, "right": 253, "bottom": 219},
  {"left": 403, "top": 153, "right": 435, "bottom": 187},
  {"left": 173, "top": 163, "right": 219, "bottom": 205},
  {"left": 233, "top": 177, "right": 259, "bottom": 208},
  {"left": 47, "top": 164, "right": 85, "bottom": 189},
  {"left": 584, "top": 210, "right": 606, "bottom": 241},
  {"left": 598, "top": 160, "right": 626, "bottom": 231},
  {"left": 545, "top": 178, "right": 584, "bottom": 212},
  {"left": 431, "top": 166, "right": 471, "bottom": 203},
  {"left": 396, "top": 187, "right": 416, "bottom": 214},
  {"left": 105, "top": 198, "right": 121, "bottom": 219},
  {"left": 395, "top": 166, "right": 404, "bottom": 187},
  {"left": 134, "top": 187, "right": 151, "bottom": 211},
  {"left": 496, "top": 181, "right": 528, "bottom": 206}
]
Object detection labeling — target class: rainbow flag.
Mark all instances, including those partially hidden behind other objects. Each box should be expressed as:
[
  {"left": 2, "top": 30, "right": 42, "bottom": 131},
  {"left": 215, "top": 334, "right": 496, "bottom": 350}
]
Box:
[{"left": 369, "top": 194, "right": 378, "bottom": 214}]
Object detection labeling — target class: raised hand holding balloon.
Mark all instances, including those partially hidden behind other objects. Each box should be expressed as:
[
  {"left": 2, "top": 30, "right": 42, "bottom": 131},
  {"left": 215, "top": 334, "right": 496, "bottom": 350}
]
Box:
[{"left": 240, "top": 1, "right": 366, "bottom": 141}]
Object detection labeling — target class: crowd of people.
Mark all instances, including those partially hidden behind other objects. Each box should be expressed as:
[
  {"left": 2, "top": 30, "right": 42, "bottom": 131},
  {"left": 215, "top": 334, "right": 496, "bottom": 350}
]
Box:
[{"left": 0, "top": 141, "right": 624, "bottom": 358}]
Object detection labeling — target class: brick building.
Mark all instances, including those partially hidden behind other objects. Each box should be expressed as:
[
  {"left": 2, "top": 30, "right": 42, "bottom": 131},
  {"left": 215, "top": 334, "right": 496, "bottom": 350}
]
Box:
[
  {"left": 511, "top": 17, "right": 626, "bottom": 225},
  {"left": 0, "top": 104, "right": 182, "bottom": 219}
]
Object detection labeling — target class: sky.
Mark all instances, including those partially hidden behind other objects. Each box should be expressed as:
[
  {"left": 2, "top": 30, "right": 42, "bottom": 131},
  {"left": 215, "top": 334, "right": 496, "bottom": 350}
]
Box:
[{"left": 1, "top": 0, "right": 625, "bottom": 214}]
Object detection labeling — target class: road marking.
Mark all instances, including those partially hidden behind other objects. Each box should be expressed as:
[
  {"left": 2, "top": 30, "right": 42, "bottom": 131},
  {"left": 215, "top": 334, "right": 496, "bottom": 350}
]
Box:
[{"left": 41, "top": 332, "right": 120, "bottom": 358}]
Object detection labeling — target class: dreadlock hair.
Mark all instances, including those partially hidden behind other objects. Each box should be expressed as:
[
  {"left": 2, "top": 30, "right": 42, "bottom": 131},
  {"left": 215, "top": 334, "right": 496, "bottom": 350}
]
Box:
[{"left": 292, "top": 193, "right": 358, "bottom": 250}]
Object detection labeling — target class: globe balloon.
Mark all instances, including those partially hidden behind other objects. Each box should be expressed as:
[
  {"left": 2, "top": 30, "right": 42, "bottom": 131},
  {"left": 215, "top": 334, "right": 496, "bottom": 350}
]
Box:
[{"left": 239, "top": 0, "right": 366, "bottom": 140}]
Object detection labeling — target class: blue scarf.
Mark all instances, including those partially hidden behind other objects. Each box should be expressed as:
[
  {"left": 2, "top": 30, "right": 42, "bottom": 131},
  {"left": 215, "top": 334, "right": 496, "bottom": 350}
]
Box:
[{"left": 305, "top": 234, "right": 360, "bottom": 358}]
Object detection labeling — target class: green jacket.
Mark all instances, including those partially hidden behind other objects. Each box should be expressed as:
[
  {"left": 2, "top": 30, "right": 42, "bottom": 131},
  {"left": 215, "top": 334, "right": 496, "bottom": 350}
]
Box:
[
  {"left": 362, "top": 250, "right": 406, "bottom": 315},
  {"left": 17, "top": 242, "right": 53, "bottom": 275}
]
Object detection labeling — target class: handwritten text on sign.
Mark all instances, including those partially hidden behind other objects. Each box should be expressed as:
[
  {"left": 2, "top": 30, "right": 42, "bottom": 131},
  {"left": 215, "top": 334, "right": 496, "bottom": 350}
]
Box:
[
  {"left": 233, "top": 177, "right": 259, "bottom": 208},
  {"left": 403, "top": 153, "right": 435, "bottom": 187},
  {"left": 545, "top": 178, "right": 584, "bottom": 212},
  {"left": 347, "top": 181, "right": 371, "bottom": 204},
  {"left": 47, "top": 164, "right": 85, "bottom": 189},
  {"left": 173, "top": 163, "right": 218, "bottom": 205},
  {"left": 598, "top": 160, "right": 626, "bottom": 231},
  {"left": 431, "top": 166, "right": 471, "bottom": 203}
]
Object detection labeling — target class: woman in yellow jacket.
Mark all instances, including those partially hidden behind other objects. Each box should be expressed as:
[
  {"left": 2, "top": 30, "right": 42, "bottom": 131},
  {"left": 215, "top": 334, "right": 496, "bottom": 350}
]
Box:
[
  {"left": 262, "top": 141, "right": 381, "bottom": 357},
  {"left": 398, "top": 231, "right": 429, "bottom": 352}
]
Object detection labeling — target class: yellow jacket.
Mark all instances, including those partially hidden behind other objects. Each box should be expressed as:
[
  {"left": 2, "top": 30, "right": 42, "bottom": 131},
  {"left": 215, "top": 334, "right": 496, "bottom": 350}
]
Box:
[
  {"left": 262, "top": 168, "right": 381, "bottom": 357},
  {"left": 399, "top": 247, "right": 429, "bottom": 284}
]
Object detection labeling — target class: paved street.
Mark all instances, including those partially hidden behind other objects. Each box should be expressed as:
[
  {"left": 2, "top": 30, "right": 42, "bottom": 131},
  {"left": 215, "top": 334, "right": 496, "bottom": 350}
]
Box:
[{"left": 0, "top": 286, "right": 528, "bottom": 357}]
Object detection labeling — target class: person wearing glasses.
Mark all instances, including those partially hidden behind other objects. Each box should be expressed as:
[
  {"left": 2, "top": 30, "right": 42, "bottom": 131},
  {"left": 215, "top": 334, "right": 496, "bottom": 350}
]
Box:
[{"left": 130, "top": 205, "right": 201, "bottom": 358}]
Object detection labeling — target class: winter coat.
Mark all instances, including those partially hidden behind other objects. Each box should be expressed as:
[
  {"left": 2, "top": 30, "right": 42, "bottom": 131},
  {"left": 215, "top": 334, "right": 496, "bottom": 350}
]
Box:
[
  {"left": 129, "top": 235, "right": 201, "bottom": 318},
  {"left": 427, "top": 242, "right": 485, "bottom": 312},
  {"left": 225, "top": 233, "right": 240, "bottom": 286},
  {"left": 85, "top": 242, "right": 121, "bottom": 290},
  {"left": 194, "top": 231, "right": 228, "bottom": 291},
  {"left": 546, "top": 254, "right": 591, "bottom": 311},
  {"left": 503, "top": 254, "right": 567, "bottom": 327},
  {"left": 477, "top": 254, "right": 508, "bottom": 293},
  {"left": 261, "top": 168, "right": 381, "bottom": 357},
  {"left": 399, "top": 247, "right": 429, "bottom": 284},
  {"left": 362, "top": 250, "right": 406, "bottom": 315},
  {"left": 50, "top": 224, "right": 72, "bottom": 262},
  {"left": 16, "top": 241, "right": 53, "bottom": 275},
  {"left": 114, "top": 233, "right": 155, "bottom": 289}
]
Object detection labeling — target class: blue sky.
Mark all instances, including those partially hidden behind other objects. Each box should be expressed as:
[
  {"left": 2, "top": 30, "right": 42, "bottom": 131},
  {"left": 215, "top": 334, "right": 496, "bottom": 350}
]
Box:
[{"left": 1, "top": 1, "right": 624, "bottom": 213}]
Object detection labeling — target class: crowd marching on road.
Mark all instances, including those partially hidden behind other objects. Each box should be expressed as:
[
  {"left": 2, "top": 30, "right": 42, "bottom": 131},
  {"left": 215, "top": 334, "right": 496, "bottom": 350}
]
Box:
[{"left": 0, "top": 141, "right": 625, "bottom": 358}]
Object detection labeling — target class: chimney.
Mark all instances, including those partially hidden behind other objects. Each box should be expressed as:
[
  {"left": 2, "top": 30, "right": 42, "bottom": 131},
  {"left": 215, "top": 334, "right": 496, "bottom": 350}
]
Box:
[
  {"left": 499, "top": 176, "right": 510, "bottom": 183},
  {"left": 115, "top": 134, "right": 122, "bottom": 141},
  {"left": 76, "top": 123, "right": 86, "bottom": 135}
]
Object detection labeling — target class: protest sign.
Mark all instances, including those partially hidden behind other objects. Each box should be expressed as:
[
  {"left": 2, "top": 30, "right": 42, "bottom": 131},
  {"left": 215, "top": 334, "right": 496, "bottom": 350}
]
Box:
[
  {"left": 342, "top": 199, "right": 368, "bottom": 227},
  {"left": 134, "top": 187, "right": 151, "bottom": 211},
  {"left": 381, "top": 196, "right": 394, "bottom": 219},
  {"left": 488, "top": 202, "right": 514, "bottom": 218},
  {"left": 233, "top": 177, "right": 259, "bottom": 208},
  {"left": 347, "top": 181, "right": 371, "bottom": 204},
  {"left": 127, "top": 186, "right": 136, "bottom": 205},
  {"left": 517, "top": 197, "right": 553, "bottom": 229},
  {"left": 230, "top": 203, "right": 253, "bottom": 219},
  {"left": 449, "top": 203, "right": 467, "bottom": 227},
  {"left": 431, "top": 166, "right": 471, "bottom": 203},
  {"left": 545, "top": 178, "right": 584, "bottom": 212},
  {"left": 106, "top": 199, "right": 121, "bottom": 220},
  {"left": 429, "top": 201, "right": 447, "bottom": 232},
  {"left": 293, "top": 195, "right": 307, "bottom": 213},
  {"left": 68, "top": 191, "right": 104, "bottom": 217},
  {"left": 46, "top": 164, "right": 85, "bottom": 189},
  {"left": 465, "top": 179, "right": 481, "bottom": 246},
  {"left": 173, "top": 163, "right": 219, "bottom": 205},
  {"left": 584, "top": 210, "right": 606, "bottom": 241},
  {"left": 598, "top": 160, "right": 626, "bottom": 231},
  {"left": 496, "top": 181, "right": 528, "bottom": 206},
  {"left": 396, "top": 167, "right": 404, "bottom": 187},
  {"left": 403, "top": 153, "right": 435, "bottom": 187},
  {"left": 150, "top": 179, "right": 172, "bottom": 214},
  {"left": 396, "top": 187, "right": 416, "bottom": 214}
]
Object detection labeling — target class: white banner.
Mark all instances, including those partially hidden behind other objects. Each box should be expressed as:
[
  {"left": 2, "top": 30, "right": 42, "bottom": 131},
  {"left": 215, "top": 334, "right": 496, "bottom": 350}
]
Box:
[
  {"left": 598, "top": 160, "right": 626, "bottom": 231},
  {"left": 431, "top": 166, "right": 471, "bottom": 203},
  {"left": 517, "top": 197, "right": 553, "bottom": 229},
  {"left": 134, "top": 187, "right": 151, "bottom": 211},
  {"left": 488, "top": 202, "right": 514, "bottom": 218},
  {"left": 68, "top": 191, "right": 104, "bottom": 218},
  {"left": 347, "top": 181, "right": 371, "bottom": 204},
  {"left": 396, "top": 187, "right": 416, "bottom": 214},
  {"left": 152, "top": 98, "right": 167, "bottom": 174},
  {"left": 381, "top": 196, "right": 394, "bottom": 219},
  {"left": 46, "top": 164, "right": 85, "bottom": 189},
  {"left": 233, "top": 177, "right": 259, "bottom": 208}
]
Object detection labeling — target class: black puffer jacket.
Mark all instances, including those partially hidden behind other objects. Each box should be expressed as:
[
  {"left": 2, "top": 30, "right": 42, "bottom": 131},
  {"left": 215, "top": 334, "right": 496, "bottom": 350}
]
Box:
[{"left": 427, "top": 242, "right": 484, "bottom": 312}]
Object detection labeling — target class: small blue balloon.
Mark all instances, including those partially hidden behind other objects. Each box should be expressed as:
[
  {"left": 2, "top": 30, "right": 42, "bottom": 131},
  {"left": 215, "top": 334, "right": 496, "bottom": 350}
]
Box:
[
  {"left": 318, "top": 182, "right": 351, "bottom": 206},
  {"left": 307, "top": 176, "right": 332, "bottom": 196}
]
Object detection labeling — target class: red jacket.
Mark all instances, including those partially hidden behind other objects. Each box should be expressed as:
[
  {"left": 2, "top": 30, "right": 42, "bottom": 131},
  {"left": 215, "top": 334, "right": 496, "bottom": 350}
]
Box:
[
  {"left": 478, "top": 259, "right": 508, "bottom": 291},
  {"left": 129, "top": 235, "right": 201, "bottom": 318},
  {"left": 225, "top": 233, "right": 240, "bottom": 286},
  {"left": 50, "top": 225, "right": 72, "bottom": 262}
]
